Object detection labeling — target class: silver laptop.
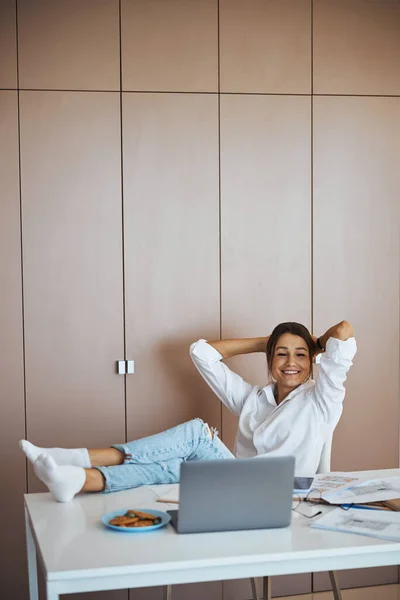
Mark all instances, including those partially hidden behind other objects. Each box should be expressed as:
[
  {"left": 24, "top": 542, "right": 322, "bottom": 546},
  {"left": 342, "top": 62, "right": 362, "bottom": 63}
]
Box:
[{"left": 167, "top": 455, "right": 295, "bottom": 534}]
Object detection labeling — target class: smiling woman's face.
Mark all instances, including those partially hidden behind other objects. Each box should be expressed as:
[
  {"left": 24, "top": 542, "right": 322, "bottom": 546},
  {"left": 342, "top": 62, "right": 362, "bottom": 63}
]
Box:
[{"left": 270, "top": 333, "right": 312, "bottom": 393}]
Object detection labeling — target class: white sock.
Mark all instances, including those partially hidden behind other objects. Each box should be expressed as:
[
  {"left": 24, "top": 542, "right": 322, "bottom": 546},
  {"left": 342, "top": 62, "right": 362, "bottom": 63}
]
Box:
[
  {"left": 20, "top": 440, "right": 91, "bottom": 468},
  {"left": 34, "top": 454, "right": 86, "bottom": 503}
]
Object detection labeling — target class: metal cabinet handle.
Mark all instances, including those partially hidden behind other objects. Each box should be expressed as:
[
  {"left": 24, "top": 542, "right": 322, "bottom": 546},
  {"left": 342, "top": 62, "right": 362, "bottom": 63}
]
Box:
[
  {"left": 117, "top": 360, "right": 126, "bottom": 375},
  {"left": 117, "top": 360, "right": 135, "bottom": 374}
]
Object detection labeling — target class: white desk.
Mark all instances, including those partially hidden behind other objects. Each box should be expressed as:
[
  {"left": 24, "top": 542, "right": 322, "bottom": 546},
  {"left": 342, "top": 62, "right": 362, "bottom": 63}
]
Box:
[{"left": 24, "top": 469, "right": 400, "bottom": 600}]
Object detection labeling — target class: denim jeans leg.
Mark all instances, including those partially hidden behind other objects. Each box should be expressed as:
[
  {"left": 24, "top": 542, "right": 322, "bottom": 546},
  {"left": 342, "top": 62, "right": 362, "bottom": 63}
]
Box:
[
  {"left": 189, "top": 429, "right": 234, "bottom": 461},
  {"left": 96, "top": 457, "right": 183, "bottom": 493},
  {"left": 112, "top": 418, "right": 233, "bottom": 464}
]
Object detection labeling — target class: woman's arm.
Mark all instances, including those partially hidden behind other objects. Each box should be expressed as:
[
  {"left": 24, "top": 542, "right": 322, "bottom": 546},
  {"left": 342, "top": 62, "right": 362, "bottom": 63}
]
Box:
[
  {"left": 190, "top": 337, "right": 268, "bottom": 415},
  {"left": 315, "top": 320, "right": 354, "bottom": 353},
  {"left": 207, "top": 337, "right": 269, "bottom": 359},
  {"left": 312, "top": 321, "right": 356, "bottom": 423}
]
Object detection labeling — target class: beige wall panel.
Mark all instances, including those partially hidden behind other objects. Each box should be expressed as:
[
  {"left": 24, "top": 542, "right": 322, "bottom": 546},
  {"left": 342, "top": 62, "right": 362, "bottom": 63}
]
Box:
[
  {"left": 129, "top": 587, "right": 171, "bottom": 600},
  {"left": 314, "top": 566, "right": 398, "bottom": 594},
  {"left": 121, "top": 0, "right": 218, "bottom": 92},
  {"left": 20, "top": 92, "right": 125, "bottom": 491},
  {"left": 220, "top": 95, "right": 312, "bottom": 599},
  {"left": 21, "top": 92, "right": 126, "bottom": 600},
  {"left": 62, "top": 592, "right": 128, "bottom": 600},
  {"left": 170, "top": 582, "right": 222, "bottom": 600},
  {"left": 130, "top": 583, "right": 221, "bottom": 600},
  {"left": 223, "top": 574, "right": 312, "bottom": 600},
  {"left": 124, "top": 93, "right": 220, "bottom": 600},
  {"left": 220, "top": 0, "right": 311, "bottom": 94},
  {"left": 123, "top": 92, "right": 220, "bottom": 437},
  {"left": 0, "top": 0, "right": 17, "bottom": 88},
  {"left": 0, "top": 91, "right": 27, "bottom": 600},
  {"left": 314, "top": 0, "right": 400, "bottom": 95},
  {"left": 220, "top": 94, "right": 312, "bottom": 451},
  {"left": 313, "top": 96, "right": 399, "bottom": 591},
  {"left": 131, "top": 585, "right": 221, "bottom": 600},
  {"left": 18, "top": 0, "right": 119, "bottom": 90},
  {"left": 313, "top": 96, "right": 399, "bottom": 472}
]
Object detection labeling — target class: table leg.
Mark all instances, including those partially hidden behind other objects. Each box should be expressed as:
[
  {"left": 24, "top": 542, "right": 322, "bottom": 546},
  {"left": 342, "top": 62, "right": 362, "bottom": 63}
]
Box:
[
  {"left": 163, "top": 585, "right": 172, "bottom": 600},
  {"left": 46, "top": 583, "right": 59, "bottom": 600},
  {"left": 262, "top": 576, "right": 271, "bottom": 600},
  {"left": 250, "top": 577, "right": 258, "bottom": 600},
  {"left": 329, "top": 570, "right": 343, "bottom": 600},
  {"left": 25, "top": 507, "right": 39, "bottom": 600}
]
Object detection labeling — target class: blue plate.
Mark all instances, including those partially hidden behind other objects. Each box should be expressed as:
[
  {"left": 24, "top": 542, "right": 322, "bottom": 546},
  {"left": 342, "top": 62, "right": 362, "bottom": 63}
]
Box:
[{"left": 101, "top": 508, "right": 171, "bottom": 533}]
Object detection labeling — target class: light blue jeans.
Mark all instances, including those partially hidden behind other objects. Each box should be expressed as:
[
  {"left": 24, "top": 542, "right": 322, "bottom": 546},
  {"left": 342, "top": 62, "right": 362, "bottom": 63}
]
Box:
[{"left": 96, "top": 418, "right": 234, "bottom": 493}]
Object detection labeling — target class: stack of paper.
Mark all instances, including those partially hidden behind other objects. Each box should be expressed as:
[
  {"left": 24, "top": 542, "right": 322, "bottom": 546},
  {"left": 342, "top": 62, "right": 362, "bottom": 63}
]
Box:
[
  {"left": 312, "top": 474, "right": 364, "bottom": 495},
  {"left": 312, "top": 507, "right": 400, "bottom": 542},
  {"left": 321, "top": 478, "right": 400, "bottom": 505}
]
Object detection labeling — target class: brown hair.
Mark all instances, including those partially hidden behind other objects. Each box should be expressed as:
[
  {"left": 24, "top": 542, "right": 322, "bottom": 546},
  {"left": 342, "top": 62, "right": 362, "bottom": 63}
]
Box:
[{"left": 266, "top": 322, "right": 317, "bottom": 378}]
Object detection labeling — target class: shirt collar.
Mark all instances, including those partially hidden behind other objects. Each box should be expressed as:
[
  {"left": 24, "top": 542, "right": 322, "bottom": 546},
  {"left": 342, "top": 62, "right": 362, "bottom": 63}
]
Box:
[
  {"left": 263, "top": 379, "right": 315, "bottom": 407},
  {"left": 263, "top": 384, "right": 277, "bottom": 407}
]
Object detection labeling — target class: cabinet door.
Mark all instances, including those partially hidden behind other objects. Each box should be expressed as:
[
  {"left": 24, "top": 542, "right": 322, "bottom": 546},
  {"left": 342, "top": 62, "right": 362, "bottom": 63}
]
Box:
[
  {"left": 123, "top": 92, "right": 220, "bottom": 600},
  {"left": 314, "top": 0, "right": 400, "bottom": 95},
  {"left": 0, "top": 91, "right": 26, "bottom": 600},
  {"left": 121, "top": 0, "right": 218, "bottom": 92},
  {"left": 20, "top": 91, "right": 127, "bottom": 600},
  {"left": 220, "top": 94, "right": 312, "bottom": 599},
  {"left": 18, "top": 0, "right": 119, "bottom": 90},
  {"left": 20, "top": 90, "right": 125, "bottom": 477},
  {"left": 313, "top": 96, "right": 400, "bottom": 591},
  {"left": 0, "top": 0, "right": 17, "bottom": 88},
  {"left": 220, "top": 0, "right": 311, "bottom": 94}
]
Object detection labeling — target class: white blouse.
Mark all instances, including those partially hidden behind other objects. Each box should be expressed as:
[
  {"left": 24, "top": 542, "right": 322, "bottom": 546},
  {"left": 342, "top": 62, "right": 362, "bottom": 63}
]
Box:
[{"left": 190, "top": 337, "right": 357, "bottom": 476}]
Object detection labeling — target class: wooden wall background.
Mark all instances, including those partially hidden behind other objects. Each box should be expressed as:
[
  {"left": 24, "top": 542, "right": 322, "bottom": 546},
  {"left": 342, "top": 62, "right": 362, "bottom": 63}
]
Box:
[{"left": 0, "top": 1, "right": 399, "bottom": 599}]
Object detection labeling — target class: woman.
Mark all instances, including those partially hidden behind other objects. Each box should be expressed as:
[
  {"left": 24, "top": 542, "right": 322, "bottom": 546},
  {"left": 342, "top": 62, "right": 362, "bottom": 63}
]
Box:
[{"left": 20, "top": 320, "right": 356, "bottom": 502}]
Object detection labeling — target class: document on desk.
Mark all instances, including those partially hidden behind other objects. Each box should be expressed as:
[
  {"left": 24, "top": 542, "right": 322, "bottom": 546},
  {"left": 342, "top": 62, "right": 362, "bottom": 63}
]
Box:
[
  {"left": 311, "top": 474, "right": 363, "bottom": 494},
  {"left": 321, "top": 478, "right": 400, "bottom": 505},
  {"left": 312, "top": 507, "right": 400, "bottom": 542}
]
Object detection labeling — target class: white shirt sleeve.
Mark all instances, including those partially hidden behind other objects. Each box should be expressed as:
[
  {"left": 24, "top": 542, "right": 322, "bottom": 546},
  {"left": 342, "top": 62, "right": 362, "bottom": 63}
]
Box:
[
  {"left": 189, "top": 339, "right": 255, "bottom": 416},
  {"left": 313, "top": 336, "right": 357, "bottom": 423}
]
